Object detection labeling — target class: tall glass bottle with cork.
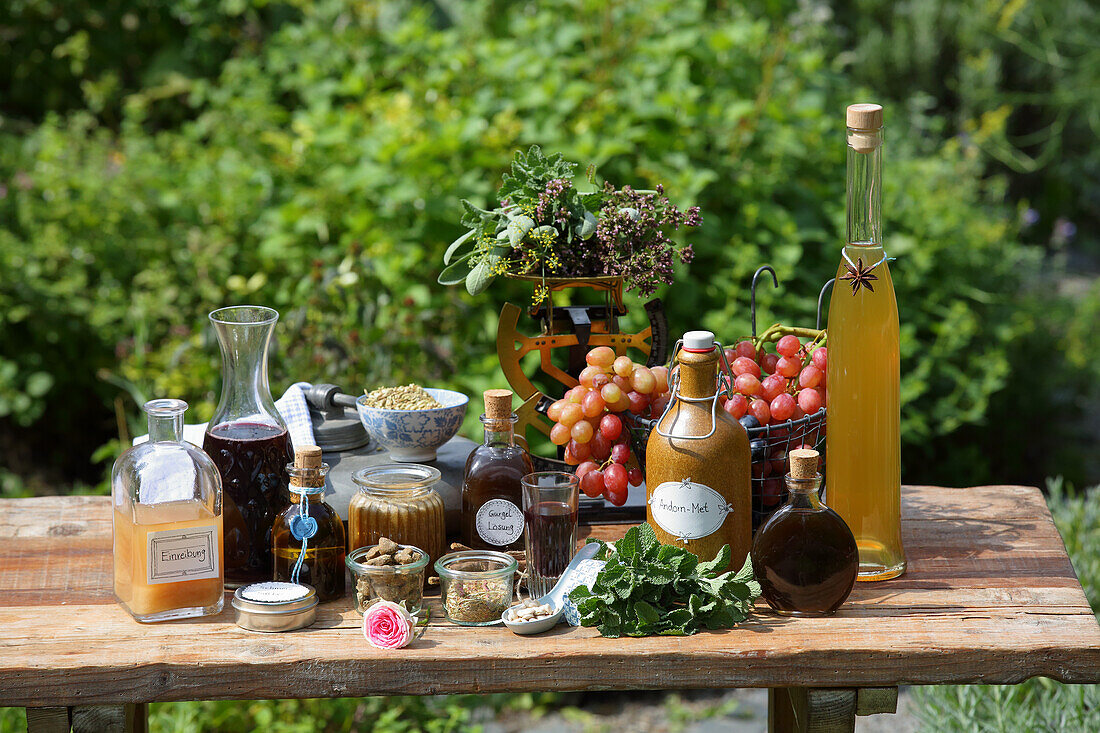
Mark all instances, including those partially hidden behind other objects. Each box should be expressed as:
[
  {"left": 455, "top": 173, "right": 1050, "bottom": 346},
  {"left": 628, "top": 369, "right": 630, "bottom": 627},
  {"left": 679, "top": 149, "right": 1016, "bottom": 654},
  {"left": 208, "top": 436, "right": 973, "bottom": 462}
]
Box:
[
  {"left": 645, "top": 331, "right": 752, "bottom": 570},
  {"left": 826, "top": 103, "right": 906, "bottom": 580},
  {"left": 461, "top": 389, "right": 533, "bottom": 552}
]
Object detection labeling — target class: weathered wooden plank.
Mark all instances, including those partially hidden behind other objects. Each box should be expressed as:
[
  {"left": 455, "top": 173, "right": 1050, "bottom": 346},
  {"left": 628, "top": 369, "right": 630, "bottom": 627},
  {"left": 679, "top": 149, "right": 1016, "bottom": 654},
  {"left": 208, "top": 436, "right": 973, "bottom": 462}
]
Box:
[
  {"left": 26, "top": 707, "right": 70, "bottom": 733},
  {"left": 0, "top": 486, "right": 1096, "bottom": 707},
  {"left": 768, "top": 688, "right": 856, "bottom": 733},
  {"left": 71, "top": 705, "right": 146, "bottom": 733}
]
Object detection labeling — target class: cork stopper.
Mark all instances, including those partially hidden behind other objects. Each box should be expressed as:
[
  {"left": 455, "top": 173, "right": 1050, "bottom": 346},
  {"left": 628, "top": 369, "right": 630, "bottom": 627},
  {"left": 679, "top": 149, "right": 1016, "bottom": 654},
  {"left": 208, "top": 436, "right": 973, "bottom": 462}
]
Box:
[
  {"left": 789, "top": 448, "right": 820, "bottom": 479},
  {"left": 294, "top": 445, "right": 323, "bottom": 470},
  {"left": 846, "top": 103, "right": 883, "bottom": 130},
  {"left": 484, "top": 389, "right": 514, "bottom": 420}
]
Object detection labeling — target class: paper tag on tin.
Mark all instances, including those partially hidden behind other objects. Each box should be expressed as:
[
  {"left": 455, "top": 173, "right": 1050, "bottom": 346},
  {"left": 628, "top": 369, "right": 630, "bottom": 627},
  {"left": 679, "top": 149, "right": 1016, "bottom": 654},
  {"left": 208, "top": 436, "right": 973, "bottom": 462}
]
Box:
[
  {"left": 475, "top": 498, "right": 524, "bottom": 546},
  {"left": 146, "top": 524, "right": 219, "bottom": 584},
  {"left": 649, "top": 479, "right": 733, "bottom": 543}
]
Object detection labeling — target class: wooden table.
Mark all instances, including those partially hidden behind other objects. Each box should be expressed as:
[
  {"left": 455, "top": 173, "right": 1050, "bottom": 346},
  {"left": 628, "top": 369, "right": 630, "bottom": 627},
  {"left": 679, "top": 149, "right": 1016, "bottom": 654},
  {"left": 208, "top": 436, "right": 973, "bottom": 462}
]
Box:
[{"left": 2, "top": 486, "right": 1098, "bottom": 733}]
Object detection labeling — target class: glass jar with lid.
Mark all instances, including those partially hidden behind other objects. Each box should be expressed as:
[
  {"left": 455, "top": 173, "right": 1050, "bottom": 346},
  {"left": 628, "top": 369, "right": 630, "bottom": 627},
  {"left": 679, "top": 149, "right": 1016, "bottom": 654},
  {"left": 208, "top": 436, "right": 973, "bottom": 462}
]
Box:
[{"left": 349, "top": 465, "right": 446, "bottom": 566}]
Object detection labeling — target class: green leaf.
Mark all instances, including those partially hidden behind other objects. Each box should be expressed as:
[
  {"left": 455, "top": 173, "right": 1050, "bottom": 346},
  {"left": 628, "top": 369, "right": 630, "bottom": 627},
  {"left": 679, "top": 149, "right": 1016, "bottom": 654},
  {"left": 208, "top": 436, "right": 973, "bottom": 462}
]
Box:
[
  {"left": 637, "top": 523, "right": 659, "bottom": 558},
  {"left": 465, "top": 259, "right": 495, "bottom": 295},
  {"left": 695, "top": 544, "right": 732, "bottom": 578},
  {"left": 578, "top": 210, "right": 597, "bottom": 239},
  {"left": 443, "top": 229, "right": 476, "bottom": 264},
  {"left": 617, "top": 525, "right": 640, "bottom": 562},
  {"left": 634, "top": 600, "right": 660, "bottom": 625},
  {"left": 436, "top": 252, "right": 475, "bottom": 285},
  {"left": 506, "top": 215, "right": 535, "bottom": 246},
  {"left": 729, "top": 553, "right": 755, "bottom": 584},
  {"left": 569, "top": 585, "right": 592, "bottom": 601}
]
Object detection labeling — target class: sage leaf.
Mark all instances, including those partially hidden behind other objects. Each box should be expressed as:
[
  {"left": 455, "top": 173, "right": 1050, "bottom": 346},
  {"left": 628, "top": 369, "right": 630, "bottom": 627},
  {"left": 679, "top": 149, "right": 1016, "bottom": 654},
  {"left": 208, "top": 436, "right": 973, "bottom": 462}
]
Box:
[
  {"left": 465, "top": 259, "right": 495, "bottom": 295},
  {"left": 506, "top": 215, "right": 535, "bottom": 246},
  {"left": 578, "top": 210, "right": 598, "bottom": 239},
  {"left": 437, "top": 253, "right": 475, "bottom": 285},
  {"left": 443, "top": 229, "right": 476, "bottom": 264}
]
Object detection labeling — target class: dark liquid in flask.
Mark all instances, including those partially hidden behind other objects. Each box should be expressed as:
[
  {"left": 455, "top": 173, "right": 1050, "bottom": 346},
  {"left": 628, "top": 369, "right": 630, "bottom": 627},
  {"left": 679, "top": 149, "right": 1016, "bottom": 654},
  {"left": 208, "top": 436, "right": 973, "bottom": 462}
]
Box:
[
  {"left": 205, "top": 422, "right": 292, "bottom": 585},
  {"left": 524, "top": 501, "right": 578, "bottom": 580},
  {"left": 461, "top": 446, "right": 533, "bottom": 552},
  {"left": 751, "top": 508, "right": 858, "bottom": 616}
]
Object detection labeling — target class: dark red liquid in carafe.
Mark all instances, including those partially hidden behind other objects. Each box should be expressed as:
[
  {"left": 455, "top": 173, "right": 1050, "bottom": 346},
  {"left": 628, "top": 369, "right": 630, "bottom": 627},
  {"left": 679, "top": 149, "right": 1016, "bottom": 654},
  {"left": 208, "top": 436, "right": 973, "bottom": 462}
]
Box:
[{"left": 205, "top": 422, "right": 291, "bottom": 585}]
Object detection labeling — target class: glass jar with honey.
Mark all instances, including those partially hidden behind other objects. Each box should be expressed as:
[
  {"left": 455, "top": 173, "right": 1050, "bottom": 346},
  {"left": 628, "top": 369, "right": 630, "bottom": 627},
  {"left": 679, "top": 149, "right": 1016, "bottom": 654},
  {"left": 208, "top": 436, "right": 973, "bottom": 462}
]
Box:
[{"left": 348, "top": 464, "right": 446, "bottom": 566}]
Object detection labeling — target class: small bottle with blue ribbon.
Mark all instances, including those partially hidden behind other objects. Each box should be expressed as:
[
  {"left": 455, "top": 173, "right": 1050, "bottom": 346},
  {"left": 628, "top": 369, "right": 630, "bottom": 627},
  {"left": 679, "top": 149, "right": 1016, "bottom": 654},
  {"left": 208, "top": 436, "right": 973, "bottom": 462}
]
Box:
[{"left": 272, "top": 445, "right": 346, "bottom": 601}]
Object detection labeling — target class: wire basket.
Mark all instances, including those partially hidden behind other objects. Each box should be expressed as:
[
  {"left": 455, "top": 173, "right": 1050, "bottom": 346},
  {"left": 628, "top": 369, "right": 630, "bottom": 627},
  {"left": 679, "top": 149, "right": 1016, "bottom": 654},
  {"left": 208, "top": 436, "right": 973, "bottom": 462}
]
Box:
[
  {"left": 732, "top": 265, "right": 832, "bottom": 534},
  {"left": 746, "top": 408, "right": 826, "bottom": 533}
]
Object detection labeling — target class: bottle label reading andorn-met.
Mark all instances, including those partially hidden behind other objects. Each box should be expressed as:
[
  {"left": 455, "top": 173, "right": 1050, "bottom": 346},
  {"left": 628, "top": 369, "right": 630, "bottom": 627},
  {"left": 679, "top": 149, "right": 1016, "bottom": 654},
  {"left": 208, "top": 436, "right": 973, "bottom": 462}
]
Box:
[
  {"left": 649, "top": 479, "right": 733, "bottom": 543},
  {"left": 475, "top": 499, "right": 524, "bottom": 546}
]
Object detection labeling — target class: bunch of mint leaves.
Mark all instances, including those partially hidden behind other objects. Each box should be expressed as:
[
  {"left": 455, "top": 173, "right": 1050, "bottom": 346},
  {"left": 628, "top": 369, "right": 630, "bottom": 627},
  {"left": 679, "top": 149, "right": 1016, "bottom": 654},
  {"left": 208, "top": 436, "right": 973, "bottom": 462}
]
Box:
[{"left": 568, "top": 523, "right": 761, "bottom": 638}]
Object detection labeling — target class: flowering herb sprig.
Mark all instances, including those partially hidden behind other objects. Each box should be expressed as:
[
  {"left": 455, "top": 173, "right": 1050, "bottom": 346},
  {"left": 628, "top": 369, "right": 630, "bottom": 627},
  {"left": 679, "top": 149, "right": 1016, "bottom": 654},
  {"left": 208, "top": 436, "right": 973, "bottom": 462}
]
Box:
[{"left": 440, "top": 146, "right": 699, "bottom": 301}]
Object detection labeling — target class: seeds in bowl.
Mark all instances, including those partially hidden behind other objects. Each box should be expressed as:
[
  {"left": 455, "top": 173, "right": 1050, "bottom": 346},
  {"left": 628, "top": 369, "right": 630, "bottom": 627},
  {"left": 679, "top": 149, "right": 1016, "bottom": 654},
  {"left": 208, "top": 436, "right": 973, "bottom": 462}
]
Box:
[{"left": 363, "top": 384, "right": 443, "bottom": 410}]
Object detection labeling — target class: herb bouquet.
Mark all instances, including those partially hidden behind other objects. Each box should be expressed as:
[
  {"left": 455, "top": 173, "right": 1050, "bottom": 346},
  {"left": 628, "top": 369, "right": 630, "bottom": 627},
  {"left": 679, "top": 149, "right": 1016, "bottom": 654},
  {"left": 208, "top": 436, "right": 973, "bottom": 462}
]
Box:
[
  {"left": 569, "top": 523, "right": 761, "bottom": 638},
  {"left": 439, "top": 146, "right": 701, "bottom": 301}
]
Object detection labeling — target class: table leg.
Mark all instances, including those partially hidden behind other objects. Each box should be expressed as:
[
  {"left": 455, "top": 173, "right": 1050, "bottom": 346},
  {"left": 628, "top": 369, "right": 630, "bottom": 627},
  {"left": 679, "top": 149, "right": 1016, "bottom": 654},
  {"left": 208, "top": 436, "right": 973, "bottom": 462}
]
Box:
[
  {"left": 73, "top": 705, "right": 147, "bottom": 733},
  {"left": 26, "top": 705, "right": 147, "bottom": 733},
  {"left": 25, "top": 708, "right": 70, "bottom": 733},
  {"left": 768, "top": 687, "right": 898, "bottom": 733}
]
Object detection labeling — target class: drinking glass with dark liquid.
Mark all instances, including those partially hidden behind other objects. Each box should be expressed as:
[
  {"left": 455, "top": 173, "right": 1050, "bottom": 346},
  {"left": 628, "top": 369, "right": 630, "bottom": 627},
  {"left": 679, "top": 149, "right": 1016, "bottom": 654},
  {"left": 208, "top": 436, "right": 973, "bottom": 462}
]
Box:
[
  {"left": 205, "top": 306, "right": 293, "bottom": 587},
  {"left": 521, "top": 471, "right": 580, "bottom": 598}
]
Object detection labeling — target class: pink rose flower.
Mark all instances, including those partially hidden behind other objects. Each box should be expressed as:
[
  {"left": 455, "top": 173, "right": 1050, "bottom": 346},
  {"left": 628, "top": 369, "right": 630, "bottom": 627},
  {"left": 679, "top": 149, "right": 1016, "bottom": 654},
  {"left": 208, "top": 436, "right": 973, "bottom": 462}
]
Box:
[{"left": 363, "top": 600, "right": 415, "bottom": 649}]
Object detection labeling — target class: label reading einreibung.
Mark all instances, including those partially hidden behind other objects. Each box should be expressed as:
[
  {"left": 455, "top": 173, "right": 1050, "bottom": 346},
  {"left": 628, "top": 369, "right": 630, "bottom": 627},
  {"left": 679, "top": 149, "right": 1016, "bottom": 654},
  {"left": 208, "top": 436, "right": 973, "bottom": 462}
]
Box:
[{"left": 146, "top": 525, "right": 219, "bottom": 584}]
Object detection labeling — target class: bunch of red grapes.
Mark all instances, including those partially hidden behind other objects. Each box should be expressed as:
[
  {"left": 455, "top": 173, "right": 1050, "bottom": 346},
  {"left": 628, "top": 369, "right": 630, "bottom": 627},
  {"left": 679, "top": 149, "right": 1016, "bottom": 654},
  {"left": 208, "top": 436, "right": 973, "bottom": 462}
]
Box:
[
  {"left": 548, "top": 346, "right": 671, "bottom": 506},
  {"left": 718, "top": 335, "right": 827, "bottom": 425},
  {"left": 720, "top": 334, "right": 827, "bottom": 510}
]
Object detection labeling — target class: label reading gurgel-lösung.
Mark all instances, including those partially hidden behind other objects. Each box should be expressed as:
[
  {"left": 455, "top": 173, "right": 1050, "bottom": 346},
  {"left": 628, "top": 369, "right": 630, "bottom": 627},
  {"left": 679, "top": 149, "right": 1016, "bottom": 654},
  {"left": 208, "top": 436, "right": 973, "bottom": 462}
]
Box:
[{"left": 475, "top": 498, "right": 524, "bottom": 546}]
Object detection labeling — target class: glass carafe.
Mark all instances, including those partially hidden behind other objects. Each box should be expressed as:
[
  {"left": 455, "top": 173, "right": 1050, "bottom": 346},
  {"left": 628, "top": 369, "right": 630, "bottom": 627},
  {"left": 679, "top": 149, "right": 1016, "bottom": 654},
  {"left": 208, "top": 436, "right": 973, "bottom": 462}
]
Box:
[
  {"left": 113, "top": 399, "right": 224, "bottom": 622},
  {"left": 205, "top": 305, "right": 293, "bottom": 587}
]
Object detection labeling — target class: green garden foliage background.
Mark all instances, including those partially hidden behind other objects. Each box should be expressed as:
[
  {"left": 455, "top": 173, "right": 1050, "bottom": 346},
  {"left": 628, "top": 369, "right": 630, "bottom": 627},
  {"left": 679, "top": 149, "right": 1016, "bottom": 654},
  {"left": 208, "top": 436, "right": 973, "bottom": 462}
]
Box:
[
  {"left": 1, "top": 1, "right": 1098, "bottom": 729},
  {"left": 3, "top": 0, "right": 1098, "bottom": 495}
]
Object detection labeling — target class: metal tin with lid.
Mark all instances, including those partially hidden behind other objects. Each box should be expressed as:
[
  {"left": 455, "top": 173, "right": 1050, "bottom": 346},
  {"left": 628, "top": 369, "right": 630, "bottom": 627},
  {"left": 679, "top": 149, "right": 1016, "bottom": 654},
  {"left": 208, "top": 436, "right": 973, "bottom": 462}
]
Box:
[{"left": 231, "top": 581, "right": 318, "bottom": 632}]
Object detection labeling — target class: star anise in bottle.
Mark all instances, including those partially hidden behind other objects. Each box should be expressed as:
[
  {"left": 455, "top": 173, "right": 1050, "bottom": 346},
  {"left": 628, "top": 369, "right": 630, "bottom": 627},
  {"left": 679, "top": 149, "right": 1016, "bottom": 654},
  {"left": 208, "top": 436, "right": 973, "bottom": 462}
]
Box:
[{"left": 840, "top": 257, "right": 878, "bottom": 296}]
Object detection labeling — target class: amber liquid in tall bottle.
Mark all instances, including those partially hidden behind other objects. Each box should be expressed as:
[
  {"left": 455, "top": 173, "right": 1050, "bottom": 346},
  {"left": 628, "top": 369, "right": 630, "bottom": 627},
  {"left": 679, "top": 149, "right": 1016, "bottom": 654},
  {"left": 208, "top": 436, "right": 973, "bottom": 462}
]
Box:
[
  {"left": 826, "top": 104, "right": 906, "bottom": 581},
  {"left": 461, "top": 390, "right": 533, "bottom": 552},
  {"left": 646, "top": 332, "right": 752, "bottom": 570}
]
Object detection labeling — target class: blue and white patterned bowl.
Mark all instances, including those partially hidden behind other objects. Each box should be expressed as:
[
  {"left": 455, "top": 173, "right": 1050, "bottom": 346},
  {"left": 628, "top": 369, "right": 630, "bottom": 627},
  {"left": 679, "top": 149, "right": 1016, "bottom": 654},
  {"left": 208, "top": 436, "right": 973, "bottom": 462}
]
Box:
[{"left": 355, "top": 388, "right": 469, "bottom": 462}]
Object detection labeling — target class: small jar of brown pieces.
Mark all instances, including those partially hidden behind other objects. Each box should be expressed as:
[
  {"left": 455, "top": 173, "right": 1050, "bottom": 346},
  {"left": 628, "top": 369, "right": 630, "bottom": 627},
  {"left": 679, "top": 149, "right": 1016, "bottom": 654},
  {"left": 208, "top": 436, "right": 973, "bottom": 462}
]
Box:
[{"left": 345, "top": 538, "right": 429, "bottom": 615}]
